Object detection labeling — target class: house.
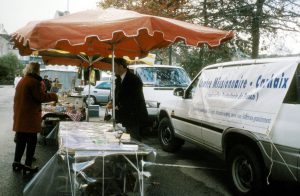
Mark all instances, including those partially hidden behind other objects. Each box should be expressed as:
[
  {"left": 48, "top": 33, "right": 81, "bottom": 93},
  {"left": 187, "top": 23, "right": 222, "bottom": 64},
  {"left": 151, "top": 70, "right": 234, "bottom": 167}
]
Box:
[
  {"left": 0, "top": 24, "right": 21, "bottom": 58},
  {"left": 0, "top": 24, "right": 11, "bottom": 56},
  {"left": 54, "top": 10, "right": 70, "bottom": 18}
]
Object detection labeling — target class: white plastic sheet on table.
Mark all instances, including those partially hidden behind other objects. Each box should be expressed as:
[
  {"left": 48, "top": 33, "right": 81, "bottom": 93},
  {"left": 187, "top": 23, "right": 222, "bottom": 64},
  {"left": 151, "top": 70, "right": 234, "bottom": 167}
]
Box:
[{"left": 24, "top": 121, "right": 156, "bottom": 196}]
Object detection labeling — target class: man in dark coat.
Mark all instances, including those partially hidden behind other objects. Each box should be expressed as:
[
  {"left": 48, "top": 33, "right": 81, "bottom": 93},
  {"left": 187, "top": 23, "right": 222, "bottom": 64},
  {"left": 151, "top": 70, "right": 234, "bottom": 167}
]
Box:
[
  {"left": 42, "top": 75, "right": 52, "bottom": 92},
  {"left": 13, "top": 62, "right": 58, "bottom": 175},
  {"left": 113, "top": 58, "right": 148, "bottom": 141}
]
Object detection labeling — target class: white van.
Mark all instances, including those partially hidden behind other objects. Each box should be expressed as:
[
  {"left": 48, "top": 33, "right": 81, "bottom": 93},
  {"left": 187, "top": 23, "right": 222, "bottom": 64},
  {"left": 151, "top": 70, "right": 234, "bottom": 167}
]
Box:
[
  {"left": 128, "top": 64, "right": 191, "bottom": 127},
  {"left": 157, "top": 57, "right": 300, "bottom": 195}
]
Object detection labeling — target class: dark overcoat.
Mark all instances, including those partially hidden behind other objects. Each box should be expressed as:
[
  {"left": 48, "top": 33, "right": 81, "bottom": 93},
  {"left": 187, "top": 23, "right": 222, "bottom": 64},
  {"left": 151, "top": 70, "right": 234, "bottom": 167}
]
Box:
[
  {"left": 13, "top": 74, "right": 58, "bottom": 133},
  {"left": 115, "top": 70, "right": 148, "bottom": 127}
]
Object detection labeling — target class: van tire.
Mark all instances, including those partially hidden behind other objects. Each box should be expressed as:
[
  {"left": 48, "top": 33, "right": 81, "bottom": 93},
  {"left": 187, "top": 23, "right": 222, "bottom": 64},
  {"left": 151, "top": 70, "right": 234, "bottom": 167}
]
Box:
[
  {"left": 227, "top": 144, "right": 265, "bottom": 196},
  {"left": 158, "top": 117, "right": 183, "bottom": 152}
]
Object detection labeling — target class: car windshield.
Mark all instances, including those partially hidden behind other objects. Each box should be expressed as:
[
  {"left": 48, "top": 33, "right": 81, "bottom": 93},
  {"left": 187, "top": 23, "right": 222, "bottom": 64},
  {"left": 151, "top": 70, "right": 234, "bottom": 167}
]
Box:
[{"left": 135, "top": 67, "right": 190, "bottom": 87}]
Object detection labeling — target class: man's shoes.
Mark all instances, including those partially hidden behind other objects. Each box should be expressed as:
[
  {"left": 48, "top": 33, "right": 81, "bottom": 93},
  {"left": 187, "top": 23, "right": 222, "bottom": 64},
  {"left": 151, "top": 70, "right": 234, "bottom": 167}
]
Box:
[
  {"left": 23, "top": 165, "right": 39, "bottom": 176},
  {"left": 12, "top": 162, "right": 24, "bottom": 172}
]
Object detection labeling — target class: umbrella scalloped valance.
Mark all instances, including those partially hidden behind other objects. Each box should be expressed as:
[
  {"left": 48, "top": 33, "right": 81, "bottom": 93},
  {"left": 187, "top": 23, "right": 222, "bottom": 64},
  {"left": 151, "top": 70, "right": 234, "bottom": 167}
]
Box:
[
  {"left": 35, "top": 49, "right": 112, "bottom": 70},
  {"left": 11, "top": 8, "right": 234, "bottom": 59}
]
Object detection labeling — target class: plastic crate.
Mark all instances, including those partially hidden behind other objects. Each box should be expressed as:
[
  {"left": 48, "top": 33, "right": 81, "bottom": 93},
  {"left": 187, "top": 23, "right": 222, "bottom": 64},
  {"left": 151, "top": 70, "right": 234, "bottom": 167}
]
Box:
[{"left": 88, "top": 105, "right": 100, "bottom": 117}]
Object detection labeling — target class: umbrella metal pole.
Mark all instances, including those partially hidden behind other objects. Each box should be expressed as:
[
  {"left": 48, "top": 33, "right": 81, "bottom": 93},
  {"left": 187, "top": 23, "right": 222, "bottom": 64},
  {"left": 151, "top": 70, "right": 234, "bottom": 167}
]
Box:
[
  {"left": 87, "top": 56, "right": 94, "bottom": 122},
  {"left": 112, "top": 44, "right": 116, "bottom": 131},
  {"left": 77, "top": 54, "right": 92, "bottom": 122}
]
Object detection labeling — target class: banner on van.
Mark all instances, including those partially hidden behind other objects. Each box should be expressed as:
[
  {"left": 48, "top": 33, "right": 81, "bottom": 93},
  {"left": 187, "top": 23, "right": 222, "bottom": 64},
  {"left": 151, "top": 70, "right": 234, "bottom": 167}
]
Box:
[{"left": 189, "top": 61, "right": 298, "bottom": 135}]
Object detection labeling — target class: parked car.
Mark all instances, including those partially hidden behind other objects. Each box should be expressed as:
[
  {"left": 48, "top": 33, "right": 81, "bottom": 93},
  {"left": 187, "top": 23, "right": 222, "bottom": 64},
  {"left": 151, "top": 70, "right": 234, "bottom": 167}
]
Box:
[
  {"left": 82, "top": 81, "right": 111, "bottom": 105},
  {"left": 128, "top": 64, "right": 191, "bottom": 127},
  {"left": 83, "top": 65, "right": 191, "bottom": 127},
  {"left": 157, "top": 57, "right": 300, "bottom": 195}
]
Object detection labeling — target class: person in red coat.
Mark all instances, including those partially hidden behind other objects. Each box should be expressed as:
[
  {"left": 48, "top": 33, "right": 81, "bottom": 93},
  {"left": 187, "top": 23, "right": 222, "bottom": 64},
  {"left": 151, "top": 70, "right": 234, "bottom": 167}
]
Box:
[{"left": 12, "top": 62, "right": 58, "bottom": 175}]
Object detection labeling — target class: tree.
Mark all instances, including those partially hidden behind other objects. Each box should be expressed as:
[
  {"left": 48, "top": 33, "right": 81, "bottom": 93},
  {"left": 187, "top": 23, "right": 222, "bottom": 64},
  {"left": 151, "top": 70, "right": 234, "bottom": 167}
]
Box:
[
  {"left": 98, "top": 0, "right": 197, "bottom": 67},
  {"left": 97, "top": 0, "right": 300, "bottom": 75},
  {"left": 0, "top": 64, "right": 10, "bottom": 84},
  {"left": 98, "top": 0, "right": 192, "bottom": 20},
  {"left": 0, "top": 53, "right": 23, "bottom": 84},
  {"left": 176, "top": 0, "right": 237, "bottom": 75},
  {"left": 192, "top": 0, "right": 300, "bottom": 58},
  {"left": 177, "top": 43, "right": 236, "bottom": 77},
  {"left": 98, "top": 0, "right": 193, "bottom": 66}
]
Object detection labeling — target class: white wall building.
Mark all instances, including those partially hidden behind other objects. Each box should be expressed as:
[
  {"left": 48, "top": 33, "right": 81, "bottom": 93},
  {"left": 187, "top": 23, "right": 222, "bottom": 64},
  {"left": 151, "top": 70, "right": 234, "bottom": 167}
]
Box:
[{"left": 0, "top": 24, "right": 20, "bottom": 57}]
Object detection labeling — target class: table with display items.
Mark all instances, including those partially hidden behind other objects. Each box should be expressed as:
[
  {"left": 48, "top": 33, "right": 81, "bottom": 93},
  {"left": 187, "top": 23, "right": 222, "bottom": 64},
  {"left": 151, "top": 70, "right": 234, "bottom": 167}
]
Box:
[
  {"left": 42, "top": 95, "right": 86, "bottom": 121},
  {"left": 24, "top": 121, "right": 156, "bottom": 196},
  {"left": 40, "top": 97, "right": 86, "bottom": 143}
]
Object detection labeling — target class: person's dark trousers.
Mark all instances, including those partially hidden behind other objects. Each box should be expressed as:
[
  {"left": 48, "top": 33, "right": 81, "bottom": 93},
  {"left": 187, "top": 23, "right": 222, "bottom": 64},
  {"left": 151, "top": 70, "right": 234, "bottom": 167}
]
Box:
[
  {"left": 14, "top": 132, "right": 37, "bottom": 166},
  {"left": 125, "top": 124, "right": 141, "bottom": 142}
]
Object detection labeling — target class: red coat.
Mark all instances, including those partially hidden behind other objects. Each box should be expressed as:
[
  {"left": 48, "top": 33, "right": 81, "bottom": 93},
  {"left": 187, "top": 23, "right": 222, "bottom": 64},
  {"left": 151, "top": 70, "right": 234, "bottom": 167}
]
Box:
[{"left": 13, "top": 74, "right": 58, "bottom": 133}]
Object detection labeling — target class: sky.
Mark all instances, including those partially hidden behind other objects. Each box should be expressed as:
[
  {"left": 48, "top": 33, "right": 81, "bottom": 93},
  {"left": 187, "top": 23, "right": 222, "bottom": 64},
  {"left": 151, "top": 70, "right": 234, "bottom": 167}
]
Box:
[
  {"left": 0, "top": 0, "right": 299, "bottom": 55},
  {"left": 0, "top": 0, "right": 99, "bottom": 34}
]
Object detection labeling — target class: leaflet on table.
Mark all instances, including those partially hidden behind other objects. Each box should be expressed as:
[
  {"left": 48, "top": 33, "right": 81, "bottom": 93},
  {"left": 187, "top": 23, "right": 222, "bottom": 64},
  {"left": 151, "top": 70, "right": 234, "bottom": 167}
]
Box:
[{"left": 59, "top": 122, "right": 139, "bottom": 151}]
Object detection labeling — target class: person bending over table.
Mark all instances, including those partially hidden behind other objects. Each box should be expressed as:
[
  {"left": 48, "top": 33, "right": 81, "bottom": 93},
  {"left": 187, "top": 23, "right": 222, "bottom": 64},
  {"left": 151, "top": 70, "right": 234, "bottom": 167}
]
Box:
[
  {"left": 107, "top": 58, "right": 148, "bottom": 141},
  {"left": 12, "top": 62, "right": 58, "bottom": 176}
]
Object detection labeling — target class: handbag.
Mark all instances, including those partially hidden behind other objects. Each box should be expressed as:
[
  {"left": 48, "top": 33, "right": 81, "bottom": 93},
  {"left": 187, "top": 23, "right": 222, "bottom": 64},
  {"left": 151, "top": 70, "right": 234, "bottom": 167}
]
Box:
[{"left": 104, "top": 107, "right": 112, "bottom": 121}]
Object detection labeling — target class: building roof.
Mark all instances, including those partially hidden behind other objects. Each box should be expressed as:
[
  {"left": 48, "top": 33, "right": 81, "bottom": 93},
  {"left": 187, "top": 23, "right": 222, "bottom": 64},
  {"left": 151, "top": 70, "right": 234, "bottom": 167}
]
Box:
[
  {"left": 0, "top": 34, "right": 10, "bottom": 41},
  {"left": 0, "top": 24, "right": 10, "bottom": 41}
]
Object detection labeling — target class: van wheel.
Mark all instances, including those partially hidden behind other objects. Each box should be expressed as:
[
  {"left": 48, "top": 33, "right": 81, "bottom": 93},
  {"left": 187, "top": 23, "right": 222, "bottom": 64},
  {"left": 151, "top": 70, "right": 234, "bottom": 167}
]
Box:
[
  {"left": 84, "top": 96, "right": 96, "bottom": 105},
  {"left": 227, "top": 144, "right": 265, "bottom": 196},
  {"left": 158, "top": 117, "right": 183, "bottom": 152}
]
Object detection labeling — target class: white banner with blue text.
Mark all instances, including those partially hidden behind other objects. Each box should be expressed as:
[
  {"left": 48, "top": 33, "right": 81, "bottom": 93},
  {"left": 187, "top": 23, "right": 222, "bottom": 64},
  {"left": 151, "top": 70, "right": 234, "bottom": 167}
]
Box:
[{"left": 189, "top": 61, "right": 298, "bottom": 135}]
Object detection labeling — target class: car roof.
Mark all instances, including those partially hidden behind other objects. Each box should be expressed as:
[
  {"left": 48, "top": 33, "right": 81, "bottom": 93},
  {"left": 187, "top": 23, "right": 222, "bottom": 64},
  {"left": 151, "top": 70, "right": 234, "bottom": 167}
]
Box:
[{"left": 203, "top": 56, "right": 300, "bottom": 70}]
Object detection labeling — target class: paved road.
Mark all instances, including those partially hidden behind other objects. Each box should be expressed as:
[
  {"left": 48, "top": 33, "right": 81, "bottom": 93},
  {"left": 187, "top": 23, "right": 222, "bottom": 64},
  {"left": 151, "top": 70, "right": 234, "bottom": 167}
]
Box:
[
  {"left": 143, "top": 138, "right": 231, "bottom": 196},
  {"left": 0, "top": 85, "right": 298, "bottom": 196},
  {"left": 0, "top": 86, "right": 57, "bottom": 196}
]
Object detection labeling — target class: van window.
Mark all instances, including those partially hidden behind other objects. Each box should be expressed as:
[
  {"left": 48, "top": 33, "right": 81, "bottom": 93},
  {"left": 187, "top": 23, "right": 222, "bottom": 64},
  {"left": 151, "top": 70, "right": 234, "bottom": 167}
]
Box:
[
  {"left": 135, "top": 67, "right": 190, "bottom": 87},
  {"left": 283, "top": 64, "right": 300, "bottom": 104},
  {"left": 185, "top": 73, "right": 201, "bottom": 99}
]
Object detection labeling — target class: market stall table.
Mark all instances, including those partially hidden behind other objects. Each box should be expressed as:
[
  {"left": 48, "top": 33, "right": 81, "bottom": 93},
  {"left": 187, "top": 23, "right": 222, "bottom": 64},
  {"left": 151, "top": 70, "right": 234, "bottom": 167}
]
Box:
[
  {"left": 24, "top": 121, "right": 156, "bottom": 196},
  {"left": 40, "top": 99, "right": 86, "bottom": 143},
  {"left": 42, "top": 94, "right": 86, "bottom": 122}
]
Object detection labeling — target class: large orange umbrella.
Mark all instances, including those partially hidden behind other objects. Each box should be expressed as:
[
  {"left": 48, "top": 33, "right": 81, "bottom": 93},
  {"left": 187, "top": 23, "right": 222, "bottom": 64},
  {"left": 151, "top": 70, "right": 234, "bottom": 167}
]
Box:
[
  {"left": 11, "top": 8, "right": 234, "bottom": 59},
  {"left": 11, "top": 7, "right": 234, "bottom": 123}
]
